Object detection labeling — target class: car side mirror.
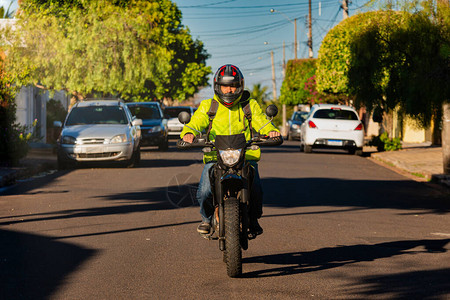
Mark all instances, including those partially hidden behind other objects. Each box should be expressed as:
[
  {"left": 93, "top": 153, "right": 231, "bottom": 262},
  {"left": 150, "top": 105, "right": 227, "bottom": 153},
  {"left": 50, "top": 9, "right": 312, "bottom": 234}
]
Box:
[
  {"left": 266, "top": 105, "right": 278, "bottom": 118},
  {"left": 178, "top": 111, "right": 191, "bottom": 124},
  {"left": 53, "top": 121, "right": 62, "bottom": 128},
  {"left": 132, "top": 118, "right": 143, "bottom": 126}
]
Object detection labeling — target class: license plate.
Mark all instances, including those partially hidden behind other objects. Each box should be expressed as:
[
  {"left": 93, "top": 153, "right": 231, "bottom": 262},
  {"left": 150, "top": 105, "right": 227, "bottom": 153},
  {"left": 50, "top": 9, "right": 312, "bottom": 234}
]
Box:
[{"left": 328, "top": 139, "right": 343, "bottom": 146}]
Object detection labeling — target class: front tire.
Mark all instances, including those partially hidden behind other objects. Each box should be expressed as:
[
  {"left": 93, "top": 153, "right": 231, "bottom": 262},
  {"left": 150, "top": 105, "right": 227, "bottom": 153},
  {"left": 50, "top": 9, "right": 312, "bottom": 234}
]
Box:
[
  {"left": 224, "top": 197, "right": 242, "bottom": 278},
  {"left": 126, "top": 147, "right": 140, "bottom": 168},
  {"left": 304, "top": 144, "right": 312, "bottom": 153}
]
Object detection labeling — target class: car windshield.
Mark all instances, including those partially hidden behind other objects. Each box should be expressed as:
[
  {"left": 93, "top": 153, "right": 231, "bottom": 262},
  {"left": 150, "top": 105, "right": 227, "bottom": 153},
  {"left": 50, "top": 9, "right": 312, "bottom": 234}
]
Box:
[
  {"left": 66, "top": 106, "right": 128, "bottom": 125},
  {"left": 293, "top": 112, "right": 307, "bottom": 122},
  {"left": 127, "top": 105, "right": 161, "bottom": 120},
  {"left": 313, "top": 109, "right": 358, "bottom": 120},
  {"left": 164, "top": 107, "right": 192, "bottom": 119}
]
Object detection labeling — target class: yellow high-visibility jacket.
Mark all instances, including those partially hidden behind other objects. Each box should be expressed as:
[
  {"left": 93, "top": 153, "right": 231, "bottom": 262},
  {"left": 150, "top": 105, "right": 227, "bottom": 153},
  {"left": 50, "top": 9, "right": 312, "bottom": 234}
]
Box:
[{"left": 180, "top": 94, "right": 279, "bottom": 163}]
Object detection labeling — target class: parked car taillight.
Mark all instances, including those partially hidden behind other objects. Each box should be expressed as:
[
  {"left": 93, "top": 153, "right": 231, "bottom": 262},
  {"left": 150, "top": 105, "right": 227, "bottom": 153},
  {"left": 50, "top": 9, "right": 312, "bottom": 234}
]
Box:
[
  {"left": 308, "top": 120, "right": 317, "bottom": 128},
  {"left": 354, "top": 123, "right": 363, "bottom": 131}
]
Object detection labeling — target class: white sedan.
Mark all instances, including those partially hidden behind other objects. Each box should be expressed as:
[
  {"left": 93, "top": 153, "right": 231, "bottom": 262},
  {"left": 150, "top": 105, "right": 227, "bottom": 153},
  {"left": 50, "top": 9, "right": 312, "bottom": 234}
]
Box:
[{"left": 300, "top": 104, "right": 364, "bottom": 155}]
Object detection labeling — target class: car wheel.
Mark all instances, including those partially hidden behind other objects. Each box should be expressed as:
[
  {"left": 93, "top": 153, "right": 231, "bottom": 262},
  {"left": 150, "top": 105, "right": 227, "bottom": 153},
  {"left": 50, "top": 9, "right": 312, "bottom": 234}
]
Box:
[
  {"left": 158, "top": 140, "right": 169, "bottom": 151},
  {"left": 355, "top": 148, "right": 363, "bottom": 156},
  {"left": 304, "top": 144, "right": 312, "bottom": 153},
  {"left": 57, "top": 154, "right": 72, "bottom": 170},
  {"left": 134, "top": 147, "right": 141, "bottom": 166},
  {"left": 126, "top": 148, "right": 139, "bottom": 168}
]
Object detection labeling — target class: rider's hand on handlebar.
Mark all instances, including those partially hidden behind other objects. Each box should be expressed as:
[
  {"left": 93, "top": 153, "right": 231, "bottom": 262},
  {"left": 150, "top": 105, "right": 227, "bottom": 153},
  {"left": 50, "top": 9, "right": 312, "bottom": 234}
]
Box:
[
  {"left": 182, "top": 133, "right": 194, "bottom": 143},
  {"left": 269, "top": 131, "right": 281, "bottom": 138}
]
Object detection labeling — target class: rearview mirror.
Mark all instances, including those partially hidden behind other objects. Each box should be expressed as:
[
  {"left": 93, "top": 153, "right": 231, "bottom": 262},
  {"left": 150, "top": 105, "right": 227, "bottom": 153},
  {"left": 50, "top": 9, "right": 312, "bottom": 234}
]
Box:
[
  {"left": 178, "top": 111, "right": 191, "bottom": 124},
  {"left": 266, "top": 105, "right": 278, "bottom": 118}
]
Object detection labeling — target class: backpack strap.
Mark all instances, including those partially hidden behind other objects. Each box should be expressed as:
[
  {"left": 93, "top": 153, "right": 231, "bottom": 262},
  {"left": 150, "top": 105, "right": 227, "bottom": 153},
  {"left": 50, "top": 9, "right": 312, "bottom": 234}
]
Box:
[
  {"left": 239, "top": 91, "right": 254, "bottom": 138},
  {"left": 206, "top": 98, "right": 219, "bottom": 142}
]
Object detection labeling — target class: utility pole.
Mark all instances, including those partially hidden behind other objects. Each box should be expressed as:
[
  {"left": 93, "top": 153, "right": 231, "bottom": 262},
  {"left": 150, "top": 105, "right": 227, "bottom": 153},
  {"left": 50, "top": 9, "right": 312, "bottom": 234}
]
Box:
[
  {"left": 282, "top": 41, "right": 287, "bottom": 137},
  {"left": 270, "top": 51, "right": 277, "bottom": 101},
  {"left": 294, "top": 18, "right": 298, "bottom": 59},
  {"left": 282, "top": 41, "right": 286, "bottom": 77},
  {"left": 308, "top": 0, "right": 313, "bottom": 58},
  {"left": 342, "top": 0, "right": 349, "bottom": 19}
]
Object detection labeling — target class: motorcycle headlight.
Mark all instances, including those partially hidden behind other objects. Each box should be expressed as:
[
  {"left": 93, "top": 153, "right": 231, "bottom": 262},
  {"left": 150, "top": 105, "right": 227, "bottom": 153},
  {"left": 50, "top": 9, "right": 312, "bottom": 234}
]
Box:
[
  {"left": 62, "top": 135, "right": 76, "bottom": 145},
  {"left": 110, "top": 134, "right": 127, "bottom": 144},
  {"left": 291, "top": 124, "right": 300, "bottom": 129},
  {"left": 219, "top": 149, "right": 242, "bottom": 167},
  {"left": 149, "top": 126, "right": 162, "bottom": 133}
]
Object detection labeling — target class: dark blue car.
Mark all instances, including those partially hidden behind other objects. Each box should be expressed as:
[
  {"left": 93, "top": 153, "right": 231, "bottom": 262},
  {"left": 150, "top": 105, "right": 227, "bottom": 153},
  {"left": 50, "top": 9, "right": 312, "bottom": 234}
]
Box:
[
  {"left": 126, "top": 102, "right": 169, "bottom": 150},
  {"left": 287, "top": 111, "right": 309, "bottom": 141}
]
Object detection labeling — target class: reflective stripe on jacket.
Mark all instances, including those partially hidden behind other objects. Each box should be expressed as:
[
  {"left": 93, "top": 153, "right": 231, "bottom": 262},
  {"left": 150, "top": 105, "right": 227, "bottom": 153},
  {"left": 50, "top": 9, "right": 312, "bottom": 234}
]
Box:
[{"left": 180, "top": 94, "right": 279, "bottom": 163}]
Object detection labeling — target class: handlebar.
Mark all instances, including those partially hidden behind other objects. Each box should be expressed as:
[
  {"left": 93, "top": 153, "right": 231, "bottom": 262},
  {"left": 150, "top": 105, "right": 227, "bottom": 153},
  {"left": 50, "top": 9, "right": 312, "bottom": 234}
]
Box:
[
  {"left": 177, "top": 135, "right": 283, "bottom": 150},
  {"left": 251, "top": 135, "right": 284, "bottom": 146}
]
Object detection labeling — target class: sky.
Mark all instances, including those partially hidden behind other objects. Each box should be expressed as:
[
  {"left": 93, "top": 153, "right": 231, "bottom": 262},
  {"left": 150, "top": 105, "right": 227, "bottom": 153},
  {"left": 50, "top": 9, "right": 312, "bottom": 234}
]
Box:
[
  {"left": 172, "top": 0, "right": 371, "bottom": 100},
  {"left": 1, "top": 0, "right": 371, "bottom": 101}
]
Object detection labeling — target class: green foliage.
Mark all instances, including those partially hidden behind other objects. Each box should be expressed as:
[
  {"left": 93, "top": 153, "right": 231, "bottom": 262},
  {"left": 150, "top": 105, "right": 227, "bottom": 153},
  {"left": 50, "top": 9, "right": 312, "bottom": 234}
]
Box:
[
  {"left": 369, "top": 132, "right": 402, "bottom": 151},
  {"left": 318, "top": 7, "right": 449, "bottom": 129},
  {"left": 0, "top": 0, "right": 16, "bottom": 18},
  {"left": 348, "top": 11, "right": 449, "bottom": 128},
  {"left": 250, "top": 83, "right": 269, "bottom": 105},
  {"left": 0, "top": 67, "right": 36, "bottom": 165},
  {"left": 317, "top": 11, "right": 406, "bottom": 98},
  {"left": 3, "top": 0, "right": 210, "bottom": 102},
  {"left": 279, "top": 59, "right": 316, "bottom": 106},
  {"left": 46, "top": 99, "right": 67, "bottom": 128}
]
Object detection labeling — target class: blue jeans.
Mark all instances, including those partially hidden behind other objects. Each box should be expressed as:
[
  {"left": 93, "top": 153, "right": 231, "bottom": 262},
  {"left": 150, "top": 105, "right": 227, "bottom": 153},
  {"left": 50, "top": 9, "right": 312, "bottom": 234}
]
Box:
[{"left": 197, "top": 161, "right": 262, "bottom": 223}]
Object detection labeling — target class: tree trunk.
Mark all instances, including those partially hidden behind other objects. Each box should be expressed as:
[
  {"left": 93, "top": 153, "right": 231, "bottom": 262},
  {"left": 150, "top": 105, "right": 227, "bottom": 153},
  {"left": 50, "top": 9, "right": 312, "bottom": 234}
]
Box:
[{"left": 442, "top": 103, "right": 450, "bottom": 174}]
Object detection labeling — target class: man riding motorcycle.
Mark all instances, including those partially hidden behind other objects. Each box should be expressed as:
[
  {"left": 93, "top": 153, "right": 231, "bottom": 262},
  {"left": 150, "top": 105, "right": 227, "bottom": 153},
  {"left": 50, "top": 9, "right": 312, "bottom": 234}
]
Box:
[{"left": 181, "top": 64, "right": 280, "bottom": 236}]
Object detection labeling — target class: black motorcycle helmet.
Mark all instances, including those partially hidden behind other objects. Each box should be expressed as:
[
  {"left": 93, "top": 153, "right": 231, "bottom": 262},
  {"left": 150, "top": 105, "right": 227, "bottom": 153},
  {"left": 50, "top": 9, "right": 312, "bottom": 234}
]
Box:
[{"left": 213, "top": 64, "right": 244, "bottom": 108}]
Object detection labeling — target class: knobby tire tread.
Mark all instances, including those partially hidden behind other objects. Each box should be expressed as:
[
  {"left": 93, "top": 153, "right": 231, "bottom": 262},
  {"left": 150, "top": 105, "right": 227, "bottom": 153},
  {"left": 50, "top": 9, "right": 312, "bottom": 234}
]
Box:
[{"left": 224, "top": 197, "right": 242, "bottom": 277}]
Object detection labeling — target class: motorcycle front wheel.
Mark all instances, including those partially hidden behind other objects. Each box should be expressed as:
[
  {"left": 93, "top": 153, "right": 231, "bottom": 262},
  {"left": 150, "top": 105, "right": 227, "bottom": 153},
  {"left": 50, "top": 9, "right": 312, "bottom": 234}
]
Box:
[{"left": 224, "top": 197, "right": 242, "bottom": 277}]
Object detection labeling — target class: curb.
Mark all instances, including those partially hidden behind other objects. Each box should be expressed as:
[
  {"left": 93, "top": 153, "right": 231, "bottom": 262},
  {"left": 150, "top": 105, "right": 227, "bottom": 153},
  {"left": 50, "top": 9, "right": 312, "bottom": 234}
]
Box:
[{"left": 0, "top": 161, "right": 57, "bottom": 188}]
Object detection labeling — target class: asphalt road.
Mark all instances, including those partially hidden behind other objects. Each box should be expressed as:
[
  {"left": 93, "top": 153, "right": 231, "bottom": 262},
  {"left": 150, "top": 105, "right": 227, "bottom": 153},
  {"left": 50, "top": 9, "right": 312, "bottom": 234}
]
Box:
[{"left": 1, "top": 141, "right": 449, "bottom": 299}]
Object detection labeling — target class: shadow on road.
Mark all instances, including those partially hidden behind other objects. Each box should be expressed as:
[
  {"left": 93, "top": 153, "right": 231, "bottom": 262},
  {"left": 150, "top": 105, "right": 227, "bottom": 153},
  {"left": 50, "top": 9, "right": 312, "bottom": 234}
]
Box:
[
  {"left": 262, "top": 177, "right": 450, "bottom": 214},
  {"left": 243, "top": 239, "right": 450, "bottom": 298},
  {"left": 0, "top": 229, "right": 96, "bottom": 300},
  {"left": 0, "top": 181, "right": 199, "bottom": 226}
]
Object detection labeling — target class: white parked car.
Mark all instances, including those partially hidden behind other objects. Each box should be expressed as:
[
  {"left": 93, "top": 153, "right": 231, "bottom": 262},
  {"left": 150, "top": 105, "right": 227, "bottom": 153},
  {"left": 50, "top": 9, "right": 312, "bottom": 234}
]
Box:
[
  {"left": 164, "top": 106, "right": 196, "bottom": 138},
  {"left": 300, "top": 104, "right": 364, "bottom": 155},
  {"left": 55, "top": 99, "right": 142, "bottom": 169}
]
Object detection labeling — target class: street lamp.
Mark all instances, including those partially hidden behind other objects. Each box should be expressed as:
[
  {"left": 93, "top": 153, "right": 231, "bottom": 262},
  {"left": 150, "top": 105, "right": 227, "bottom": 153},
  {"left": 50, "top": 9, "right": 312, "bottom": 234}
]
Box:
[{"left": 270, "top": 9, "right": 297, "bottom": 59}]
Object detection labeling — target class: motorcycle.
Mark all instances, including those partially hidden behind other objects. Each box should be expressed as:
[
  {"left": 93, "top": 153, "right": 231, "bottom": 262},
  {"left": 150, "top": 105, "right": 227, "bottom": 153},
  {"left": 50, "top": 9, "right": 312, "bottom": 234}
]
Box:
[{"left": 177, "top": 105, "right": 283, "bottom": 277}]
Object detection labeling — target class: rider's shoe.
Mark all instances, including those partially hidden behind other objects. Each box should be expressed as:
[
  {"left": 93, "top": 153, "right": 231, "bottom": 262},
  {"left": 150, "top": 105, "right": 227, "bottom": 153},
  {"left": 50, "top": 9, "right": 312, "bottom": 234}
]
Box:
[
  {"left": 197, "top": 222, "right": 211, "bottom": 234},
  {"left": 249, "top": 219, "right": 263, "bottom": 236}
]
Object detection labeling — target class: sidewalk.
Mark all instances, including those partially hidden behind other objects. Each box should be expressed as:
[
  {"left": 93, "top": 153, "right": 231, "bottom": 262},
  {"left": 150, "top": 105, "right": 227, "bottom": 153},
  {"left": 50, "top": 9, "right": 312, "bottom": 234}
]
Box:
[
  {"left": 367, "top": 143, "right": 449, "bottom": 187},
  {"left": 0, "top": 142, "right": 449, "bottom": 188},
  {"left": 0, "top": 144, "right": 57, "bottom": 188}
]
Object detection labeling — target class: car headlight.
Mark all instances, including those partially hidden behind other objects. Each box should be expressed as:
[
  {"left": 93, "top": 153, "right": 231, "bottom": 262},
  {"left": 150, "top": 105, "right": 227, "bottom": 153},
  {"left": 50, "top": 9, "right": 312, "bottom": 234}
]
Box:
[
  {"left": 149, "top": 126, "right": 162, "bottom": 133},
  {"left": 291, "top": 124, "right": 300, "bottom": 129},
  {"left": 219, "top": 149, "right": 242, "bottom": 167},
  {"left": 110, "top": 134, "right": 127, "bottom": 143},
  {"left": 61, "top": 135, "right": 76, "bottom": 145}
]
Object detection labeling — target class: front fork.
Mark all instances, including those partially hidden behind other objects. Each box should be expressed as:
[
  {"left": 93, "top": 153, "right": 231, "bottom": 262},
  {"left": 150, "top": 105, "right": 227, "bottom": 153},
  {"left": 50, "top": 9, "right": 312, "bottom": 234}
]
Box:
[{"left": 212, "top": 163, "right": 252, "bottom": 251}]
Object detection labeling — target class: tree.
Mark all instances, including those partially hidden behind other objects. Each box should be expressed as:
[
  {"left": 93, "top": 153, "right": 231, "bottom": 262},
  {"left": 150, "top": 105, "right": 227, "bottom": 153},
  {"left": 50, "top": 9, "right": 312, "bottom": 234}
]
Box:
[
  {"left": 250, "top": 83, "right": 269, "bottom": 105},
  {"left": 318, "top": 5, "right": 450, "bottom": 173},
  {"left": 348, "top": 11, "right": 449, "bottom": 128},
  {"left": 316, "top": 11, "right": 407, "bottom": 99},
  {"left": 0, "top": 0, "right": 16, "bottom": 18},
  {"left": 279, "top": 59, "right": 316, "bottom": 106},
  {"left": 2, "top": 0, "right": 211, "bottom": 104}
]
